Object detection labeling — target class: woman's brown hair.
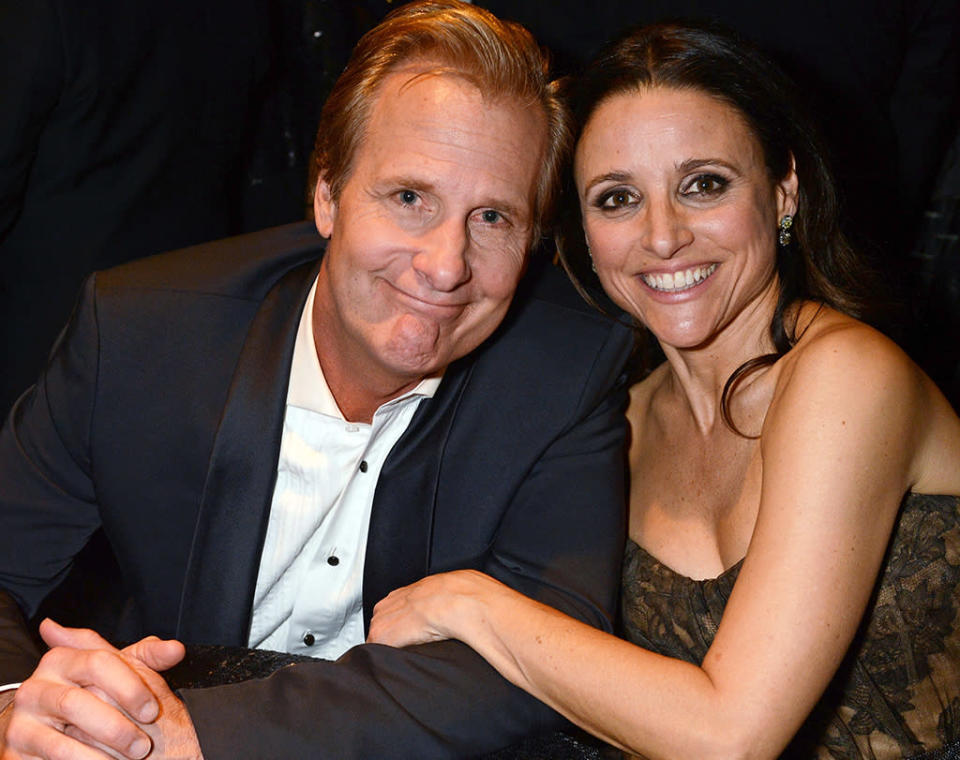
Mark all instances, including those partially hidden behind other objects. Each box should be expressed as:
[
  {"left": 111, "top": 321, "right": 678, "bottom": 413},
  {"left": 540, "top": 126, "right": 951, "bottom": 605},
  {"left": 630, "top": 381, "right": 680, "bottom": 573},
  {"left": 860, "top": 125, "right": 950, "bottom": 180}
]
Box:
[{"left": 556, "top": 23, "right": 880, "bottom": 433}]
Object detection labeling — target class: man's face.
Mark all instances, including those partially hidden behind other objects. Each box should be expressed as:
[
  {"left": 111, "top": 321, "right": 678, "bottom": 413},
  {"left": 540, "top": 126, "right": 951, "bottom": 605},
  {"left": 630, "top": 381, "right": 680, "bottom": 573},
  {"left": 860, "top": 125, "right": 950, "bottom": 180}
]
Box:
[{"left": 313, "top": 67, "right": 547, "bottom": 400}]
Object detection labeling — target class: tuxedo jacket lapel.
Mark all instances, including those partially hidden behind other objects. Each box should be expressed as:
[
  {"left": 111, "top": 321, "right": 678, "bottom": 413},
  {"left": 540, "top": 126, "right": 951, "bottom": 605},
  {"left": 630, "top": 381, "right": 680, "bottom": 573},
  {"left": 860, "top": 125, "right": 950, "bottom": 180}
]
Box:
[
  {"left": 177, "top": 257, "right": 320, "bottom": 645},
  {"left": 362, "top": 359, "right": 473, "bottom": 629}
]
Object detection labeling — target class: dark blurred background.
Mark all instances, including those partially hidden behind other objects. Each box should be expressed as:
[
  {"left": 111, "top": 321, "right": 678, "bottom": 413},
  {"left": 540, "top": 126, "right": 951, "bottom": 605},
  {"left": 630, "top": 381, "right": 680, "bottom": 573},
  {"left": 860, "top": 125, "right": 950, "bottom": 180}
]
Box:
[{"left": 2, "top": 0, "right": 958, "bottom": 420}]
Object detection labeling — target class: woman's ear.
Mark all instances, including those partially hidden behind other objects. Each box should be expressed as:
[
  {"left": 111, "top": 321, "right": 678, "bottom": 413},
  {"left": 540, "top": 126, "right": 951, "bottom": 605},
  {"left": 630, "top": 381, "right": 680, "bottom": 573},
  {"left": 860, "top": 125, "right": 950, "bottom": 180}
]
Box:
[
  {"left": 776, "top": 153, "right": 800, "bottom": 219},
  {"left": 314, "top": 176, "right": 336, "bottom": 238}
]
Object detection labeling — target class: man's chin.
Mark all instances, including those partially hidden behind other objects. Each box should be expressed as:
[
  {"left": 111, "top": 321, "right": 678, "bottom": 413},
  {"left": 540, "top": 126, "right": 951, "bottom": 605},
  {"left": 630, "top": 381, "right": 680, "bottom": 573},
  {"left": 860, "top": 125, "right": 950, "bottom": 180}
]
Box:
[
  {"left": 382, "top": 321, "right": 452, "bottom": 370},
  {"left": 379, "top": 314, "right": 498, "bottom": 381},
  {"left": 379, "top": 341, "right": 476, "bottom": 385},
  {"left": 381, "top": 350, "right": 448, "bottom": 383}
]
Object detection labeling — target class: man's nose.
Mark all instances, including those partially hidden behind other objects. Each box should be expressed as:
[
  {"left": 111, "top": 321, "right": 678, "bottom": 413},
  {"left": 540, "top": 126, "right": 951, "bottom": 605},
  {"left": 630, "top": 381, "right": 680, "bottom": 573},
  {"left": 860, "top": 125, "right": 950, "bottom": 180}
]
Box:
[
  {"left": 412, "top": 220, "right": 472, "bottom": 291},
  {"left": 639, "top": 198, "right": 694, "bottom": 259}
]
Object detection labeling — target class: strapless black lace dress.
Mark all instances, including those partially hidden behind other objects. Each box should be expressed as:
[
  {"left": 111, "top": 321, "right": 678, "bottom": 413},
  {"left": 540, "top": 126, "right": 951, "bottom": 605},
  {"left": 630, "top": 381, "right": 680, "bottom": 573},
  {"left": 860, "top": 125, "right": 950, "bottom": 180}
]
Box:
[{"left": 621, "top": 494, "right": 960, "bottom": 759}]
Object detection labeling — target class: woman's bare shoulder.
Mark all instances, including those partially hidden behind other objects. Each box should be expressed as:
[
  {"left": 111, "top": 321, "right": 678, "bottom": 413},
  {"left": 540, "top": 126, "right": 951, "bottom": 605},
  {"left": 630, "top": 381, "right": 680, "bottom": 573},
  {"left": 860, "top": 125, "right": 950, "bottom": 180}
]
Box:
[
  {"left": 770, "top": 303, "right": 960, "bottom": 493},
  {"left": 789, "top": 304, "right": 908, "bottom": 371},
  {"left": 772, "top": 305, "right": 920, "bottom": 406}
]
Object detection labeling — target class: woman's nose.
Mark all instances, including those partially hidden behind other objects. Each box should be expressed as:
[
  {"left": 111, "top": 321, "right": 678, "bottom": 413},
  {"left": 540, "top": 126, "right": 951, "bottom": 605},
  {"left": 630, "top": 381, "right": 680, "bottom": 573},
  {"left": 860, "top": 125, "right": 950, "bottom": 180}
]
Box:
[{"left": 639, "top": 199, "right": 694, "bottom": 259}]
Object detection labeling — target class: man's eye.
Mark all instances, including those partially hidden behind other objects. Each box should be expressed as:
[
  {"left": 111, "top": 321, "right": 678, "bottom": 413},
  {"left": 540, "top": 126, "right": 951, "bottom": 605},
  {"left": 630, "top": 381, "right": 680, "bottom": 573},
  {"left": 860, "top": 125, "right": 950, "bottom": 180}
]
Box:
[
  {"left": 480, "top": 210, "right": 502, "bottom": 224},
  {"left": 398, "top": 189, "right": 419, "bottom": 206}
]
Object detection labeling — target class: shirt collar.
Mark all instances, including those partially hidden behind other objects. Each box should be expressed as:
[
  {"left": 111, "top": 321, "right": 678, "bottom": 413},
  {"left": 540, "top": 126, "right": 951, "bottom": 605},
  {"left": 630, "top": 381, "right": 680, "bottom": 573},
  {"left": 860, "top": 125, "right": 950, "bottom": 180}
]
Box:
[{"left": 286, "top": 276, "right": 442, "bottom": 418}]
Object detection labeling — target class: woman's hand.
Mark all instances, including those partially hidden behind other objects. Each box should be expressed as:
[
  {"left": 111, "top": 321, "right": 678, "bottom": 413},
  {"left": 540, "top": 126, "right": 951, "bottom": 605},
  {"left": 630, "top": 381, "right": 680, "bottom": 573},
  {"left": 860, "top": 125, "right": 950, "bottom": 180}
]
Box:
[{"left": 368, "top": 569, "right": 502, "bottom": 648}]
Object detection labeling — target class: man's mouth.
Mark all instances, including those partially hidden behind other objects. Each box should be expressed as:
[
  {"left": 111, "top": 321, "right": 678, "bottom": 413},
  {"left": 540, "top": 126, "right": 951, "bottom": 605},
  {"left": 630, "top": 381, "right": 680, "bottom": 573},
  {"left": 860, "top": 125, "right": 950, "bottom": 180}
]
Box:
[{"left": 391, "top": 285, "right": 467, "bottom": 317}]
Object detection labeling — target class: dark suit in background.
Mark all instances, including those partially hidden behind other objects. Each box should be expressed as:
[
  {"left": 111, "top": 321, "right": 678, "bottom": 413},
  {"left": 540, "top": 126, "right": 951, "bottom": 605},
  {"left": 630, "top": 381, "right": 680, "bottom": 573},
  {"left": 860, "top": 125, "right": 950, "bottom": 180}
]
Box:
[
  {"left": 0, "top": 0, "right": 272, "bottom": 414},
  {"left": 0, "top": 223, "right": 632, "bottom": 757}
]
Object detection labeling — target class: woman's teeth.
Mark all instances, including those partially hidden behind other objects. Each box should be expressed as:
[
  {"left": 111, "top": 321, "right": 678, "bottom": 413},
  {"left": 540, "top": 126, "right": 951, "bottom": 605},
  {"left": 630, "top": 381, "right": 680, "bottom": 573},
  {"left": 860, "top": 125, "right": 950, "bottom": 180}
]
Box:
[{"left": 641, "top": 263, "right": 718, "bottom": 292}]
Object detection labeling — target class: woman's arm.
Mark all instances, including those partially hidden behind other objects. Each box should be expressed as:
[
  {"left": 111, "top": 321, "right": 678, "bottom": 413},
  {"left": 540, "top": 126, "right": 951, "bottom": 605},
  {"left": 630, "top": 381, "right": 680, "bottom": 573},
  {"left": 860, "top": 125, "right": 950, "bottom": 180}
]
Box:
[
  {"left": 371, "top": 569, "right": 723, "bottom": 757},
  {"left": 371, "top": 321, "right": 952, "bottom": 760}
]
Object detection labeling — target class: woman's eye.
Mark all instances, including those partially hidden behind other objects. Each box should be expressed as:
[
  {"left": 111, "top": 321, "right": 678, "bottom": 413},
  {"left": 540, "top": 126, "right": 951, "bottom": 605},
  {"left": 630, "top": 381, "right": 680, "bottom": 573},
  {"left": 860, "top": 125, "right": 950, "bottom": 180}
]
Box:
[
  {"left": 684, "top": 174, "right": 727, "bottom": 196},
  {"left": 480, "top": 209, "right": 502, "bottom": 224},
  {"left": 598, "top": 189, "right": 636, "bottom": 209}
]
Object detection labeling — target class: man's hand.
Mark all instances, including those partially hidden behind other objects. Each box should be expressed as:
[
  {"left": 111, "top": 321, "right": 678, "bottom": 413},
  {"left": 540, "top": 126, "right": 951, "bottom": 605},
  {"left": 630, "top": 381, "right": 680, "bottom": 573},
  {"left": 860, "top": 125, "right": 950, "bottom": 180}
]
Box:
[{"left": 1, "top": 619, "right": 202, "bottom": 760}]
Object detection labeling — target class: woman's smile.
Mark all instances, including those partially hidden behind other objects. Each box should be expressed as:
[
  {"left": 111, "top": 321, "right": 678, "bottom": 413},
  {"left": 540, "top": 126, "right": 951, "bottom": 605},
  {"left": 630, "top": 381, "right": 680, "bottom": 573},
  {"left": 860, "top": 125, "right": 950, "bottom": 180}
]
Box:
[
  {"left": 575, "top": 86, "right": 797, "bottom": 350},
  {"left": 640, "top": 263, "right": 718, "bottom": 293}
]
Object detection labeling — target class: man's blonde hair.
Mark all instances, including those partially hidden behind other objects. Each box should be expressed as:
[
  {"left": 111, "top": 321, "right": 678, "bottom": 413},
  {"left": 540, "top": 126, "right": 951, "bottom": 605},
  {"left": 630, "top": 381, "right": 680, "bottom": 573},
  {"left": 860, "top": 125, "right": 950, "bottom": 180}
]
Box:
[{"left": 312, "top": 0, "right": 570, "bottom": 242}]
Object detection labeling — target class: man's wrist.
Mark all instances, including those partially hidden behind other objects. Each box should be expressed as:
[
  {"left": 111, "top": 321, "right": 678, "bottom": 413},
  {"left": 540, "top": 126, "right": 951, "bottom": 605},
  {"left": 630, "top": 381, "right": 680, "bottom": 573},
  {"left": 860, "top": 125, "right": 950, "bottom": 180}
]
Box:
[
  {"left": 0, "top": 687, "right": 16, "bottom": 729},
  {"left": 0, "top": 683, "right": 18, "bottom": 716}
]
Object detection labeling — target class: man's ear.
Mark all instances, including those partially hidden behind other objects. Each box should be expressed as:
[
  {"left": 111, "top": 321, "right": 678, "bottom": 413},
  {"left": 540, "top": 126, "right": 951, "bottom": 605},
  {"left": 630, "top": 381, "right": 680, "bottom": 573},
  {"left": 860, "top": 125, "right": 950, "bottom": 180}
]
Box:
[
  {"left": 314, "top": 176, "right": 336, "bottom": 238},
  {"left": 776, "top": 153, "right": 799, "bottom": 219}
]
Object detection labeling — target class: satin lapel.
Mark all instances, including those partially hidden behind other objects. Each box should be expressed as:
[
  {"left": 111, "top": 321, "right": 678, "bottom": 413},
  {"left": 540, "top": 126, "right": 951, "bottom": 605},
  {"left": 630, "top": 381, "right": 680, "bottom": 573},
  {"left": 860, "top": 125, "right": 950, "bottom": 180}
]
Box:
[
  {"left": 176, "top": 258, "right": 321, "bottom": 645},
  {"left": 362, "top": 359, "right": 472, "bottom": 630}
]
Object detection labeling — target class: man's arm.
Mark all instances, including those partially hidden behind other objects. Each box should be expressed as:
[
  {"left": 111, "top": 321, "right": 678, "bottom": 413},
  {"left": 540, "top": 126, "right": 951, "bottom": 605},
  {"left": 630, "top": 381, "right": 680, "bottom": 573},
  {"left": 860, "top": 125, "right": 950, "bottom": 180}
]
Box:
[
  {"left": 0, "top": 273, "right": 125, "bottom": 754},
  {"left": 0, "top": 275, "right": 104, "bottom": 683},
  {"left": 0, "top": 685, "right": 18, "bottom": 744},
  {"left": 0, "top": 593, "right": 41, "bottom": 686}
]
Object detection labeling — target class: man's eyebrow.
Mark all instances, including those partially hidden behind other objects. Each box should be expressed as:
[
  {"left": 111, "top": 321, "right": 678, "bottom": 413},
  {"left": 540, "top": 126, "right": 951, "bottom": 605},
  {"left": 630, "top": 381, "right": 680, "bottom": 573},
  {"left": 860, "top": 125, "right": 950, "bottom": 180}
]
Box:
[
  {"left": 379, "top": 175, "right": 436, "bottom": 193},
  {"left": 481, "top": 197, "right": 526, "bottom": 219}
]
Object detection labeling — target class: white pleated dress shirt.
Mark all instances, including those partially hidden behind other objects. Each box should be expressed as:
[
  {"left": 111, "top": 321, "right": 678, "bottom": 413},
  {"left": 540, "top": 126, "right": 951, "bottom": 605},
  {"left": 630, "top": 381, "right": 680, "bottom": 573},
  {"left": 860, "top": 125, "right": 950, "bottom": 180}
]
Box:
[{"left": 247, "top": 277, "right": 440, "bottom": 659}]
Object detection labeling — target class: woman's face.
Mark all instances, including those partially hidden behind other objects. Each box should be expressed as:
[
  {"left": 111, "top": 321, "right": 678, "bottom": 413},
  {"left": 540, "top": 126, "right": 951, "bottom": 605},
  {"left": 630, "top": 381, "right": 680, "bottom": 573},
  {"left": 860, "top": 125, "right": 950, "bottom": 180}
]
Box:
[{"left": 574, "top": 86, "right": 797, "bottom": 351}]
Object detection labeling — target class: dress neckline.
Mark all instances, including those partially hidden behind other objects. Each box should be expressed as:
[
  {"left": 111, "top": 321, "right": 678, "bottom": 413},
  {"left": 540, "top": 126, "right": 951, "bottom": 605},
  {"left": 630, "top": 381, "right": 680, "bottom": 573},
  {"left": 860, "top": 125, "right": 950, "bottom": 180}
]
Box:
[
  {"left": 625, "top": 537, "right": 745, "bottom": 585},
  {"left": 625, "top": 493, "right": 948, "bottom": 587}
]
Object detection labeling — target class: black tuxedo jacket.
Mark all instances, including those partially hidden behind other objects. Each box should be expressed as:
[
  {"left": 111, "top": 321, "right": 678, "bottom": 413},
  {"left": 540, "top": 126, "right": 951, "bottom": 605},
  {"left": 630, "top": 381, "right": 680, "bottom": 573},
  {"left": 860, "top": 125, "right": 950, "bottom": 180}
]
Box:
[{"left": 0, "top": 223, "right": 633, "bottom": 758}]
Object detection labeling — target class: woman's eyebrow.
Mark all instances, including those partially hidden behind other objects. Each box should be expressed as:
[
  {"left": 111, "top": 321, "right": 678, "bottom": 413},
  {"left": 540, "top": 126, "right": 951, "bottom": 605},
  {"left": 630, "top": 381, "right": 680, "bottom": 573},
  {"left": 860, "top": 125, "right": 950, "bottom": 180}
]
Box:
[
  {"left": 582, "top": 170, "right": 632, "bottom": 194},
  {"left": 676, "top": 157, "right": 740, "bottom": 174}
]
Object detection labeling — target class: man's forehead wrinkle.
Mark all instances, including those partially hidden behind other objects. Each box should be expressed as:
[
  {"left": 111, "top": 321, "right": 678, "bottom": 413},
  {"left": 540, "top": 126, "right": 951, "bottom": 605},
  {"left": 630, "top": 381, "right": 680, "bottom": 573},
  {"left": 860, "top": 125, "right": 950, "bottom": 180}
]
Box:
[
  {"left": 390, "top": 62, "right": 510, "bottom": 101},
  {"left": 375, "top": 66, "right": 515, "bottom": 128},
  {"left": 367, "top": 129, "right": 533, "bottom": 217},
  {"left": 354, "top": 65, "right": 544, "bottom": 229},
  {"left": 395, "top": 66, "right": 468, "bottom": 94},
  {"left": 387, "top": 143, "right": 532, "bottom": 218}
]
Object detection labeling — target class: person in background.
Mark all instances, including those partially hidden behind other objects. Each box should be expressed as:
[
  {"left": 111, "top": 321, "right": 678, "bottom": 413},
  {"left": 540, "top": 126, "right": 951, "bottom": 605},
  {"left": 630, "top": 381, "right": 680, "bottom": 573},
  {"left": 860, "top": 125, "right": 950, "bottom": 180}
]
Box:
[
  {"left": 369, "top": 24, "right": 960, "bottom": 759},
  {"left": 0, "top": 0, "right": 277, "bottom": 417},
  {"left": 0, "top": 2, "right": 632, "bottom": 757}
]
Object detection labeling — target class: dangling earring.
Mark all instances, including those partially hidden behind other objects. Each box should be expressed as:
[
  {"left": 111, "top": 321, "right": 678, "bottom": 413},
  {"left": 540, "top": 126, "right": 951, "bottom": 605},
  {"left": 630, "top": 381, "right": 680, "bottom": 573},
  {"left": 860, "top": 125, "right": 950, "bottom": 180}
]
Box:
[
  {"left": 778, "top": 215, "right": 793, "bottom": 247},
  {"left": 588, "top": 246, "right": 597, "bottom": 273}
]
